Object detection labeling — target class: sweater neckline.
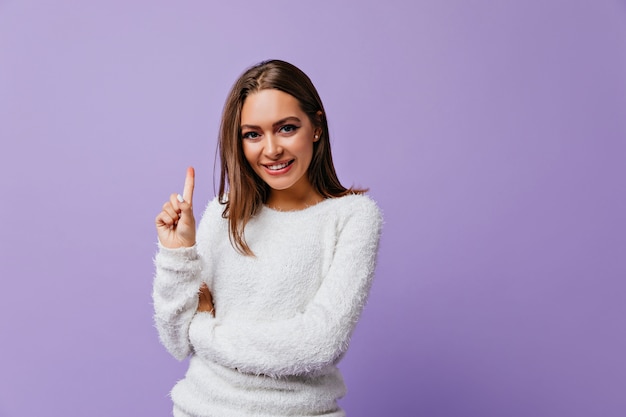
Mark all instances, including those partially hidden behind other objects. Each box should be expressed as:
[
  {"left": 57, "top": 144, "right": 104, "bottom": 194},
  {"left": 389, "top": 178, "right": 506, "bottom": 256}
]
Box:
[{"left": 261, "top": 196, "right": 338, "bottom": 215}]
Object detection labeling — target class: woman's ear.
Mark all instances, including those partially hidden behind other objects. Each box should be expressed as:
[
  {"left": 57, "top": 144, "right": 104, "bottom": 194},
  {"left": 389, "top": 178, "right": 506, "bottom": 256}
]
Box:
[
  {"left": 313, "top": 128, "right": 322, "bottom": 142},
  {"left": 313, "top": 111, "right": 324, "bottom": 141}
]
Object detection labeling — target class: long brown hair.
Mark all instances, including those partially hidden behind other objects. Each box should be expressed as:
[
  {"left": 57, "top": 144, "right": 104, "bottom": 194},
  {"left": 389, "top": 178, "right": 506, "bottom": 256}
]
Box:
[{"left": 218, "top": 59, "right": 363, "bottom": 255}]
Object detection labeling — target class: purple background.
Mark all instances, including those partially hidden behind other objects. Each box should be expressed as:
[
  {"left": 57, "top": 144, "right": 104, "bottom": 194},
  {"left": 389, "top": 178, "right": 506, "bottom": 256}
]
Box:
[{"left": 1, "top": 1, "right": 625, "bottom": 416}]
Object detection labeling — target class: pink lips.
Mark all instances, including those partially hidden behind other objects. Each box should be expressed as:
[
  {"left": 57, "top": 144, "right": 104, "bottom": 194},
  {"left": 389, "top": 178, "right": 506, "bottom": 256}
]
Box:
[{"left": 262, "top": 160, "right": 294, "bottom": 175}]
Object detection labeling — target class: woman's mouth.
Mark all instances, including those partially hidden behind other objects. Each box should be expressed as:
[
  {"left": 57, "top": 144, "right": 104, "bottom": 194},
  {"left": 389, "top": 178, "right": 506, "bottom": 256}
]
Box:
[{"left": 262, "top": 160, "right": 294, "bottom": 174}]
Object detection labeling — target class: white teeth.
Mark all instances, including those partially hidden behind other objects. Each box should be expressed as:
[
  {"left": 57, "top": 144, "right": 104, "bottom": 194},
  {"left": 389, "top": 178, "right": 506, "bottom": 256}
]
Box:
[{"left": 267, "top": 162, "right": 289, "bottom": 170}]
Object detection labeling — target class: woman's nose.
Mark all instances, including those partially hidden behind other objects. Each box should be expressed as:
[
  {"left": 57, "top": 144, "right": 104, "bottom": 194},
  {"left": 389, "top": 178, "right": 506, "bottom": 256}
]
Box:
[{"left": 264, "top": 135, "right": 283, "bottom": 158}]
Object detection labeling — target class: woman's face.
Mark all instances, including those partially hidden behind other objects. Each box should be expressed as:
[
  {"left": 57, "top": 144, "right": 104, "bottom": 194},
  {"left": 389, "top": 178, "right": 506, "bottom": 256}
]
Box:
[{"left": 240, "top": 89, "right": 319, "bottom": 197}]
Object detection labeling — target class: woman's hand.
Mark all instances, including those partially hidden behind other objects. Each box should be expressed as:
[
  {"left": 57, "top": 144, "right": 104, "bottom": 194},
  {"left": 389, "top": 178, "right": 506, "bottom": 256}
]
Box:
[
  {"left": 198, "top": 283, "right": 215, "bottom": 316},
  {"left": 155, "top": 167, "right": 196, "bottom": 248}
]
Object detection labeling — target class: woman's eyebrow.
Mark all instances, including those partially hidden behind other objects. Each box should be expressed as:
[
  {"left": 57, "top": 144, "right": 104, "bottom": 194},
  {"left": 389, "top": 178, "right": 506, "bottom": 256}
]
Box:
[
  {"left": 241, "top": 116, "right": 302, "bottom": 130},
  {"left": 272, "top": 116, "right": 301, "bottom": 127}
]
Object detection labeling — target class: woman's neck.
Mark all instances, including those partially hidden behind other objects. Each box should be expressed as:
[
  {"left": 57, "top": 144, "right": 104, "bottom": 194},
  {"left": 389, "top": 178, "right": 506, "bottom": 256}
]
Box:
[{"left": 266, "top": 185, "right": 324, "bottom": 211}]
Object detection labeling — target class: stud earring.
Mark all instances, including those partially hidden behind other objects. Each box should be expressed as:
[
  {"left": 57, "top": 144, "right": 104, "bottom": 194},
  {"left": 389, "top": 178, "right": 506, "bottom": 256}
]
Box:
[{"left": 314, "top": 135, "right": 319, "bottom": 139}]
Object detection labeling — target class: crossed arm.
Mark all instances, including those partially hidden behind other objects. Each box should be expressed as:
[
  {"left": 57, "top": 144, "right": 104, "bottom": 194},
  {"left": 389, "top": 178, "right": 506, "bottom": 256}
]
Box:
[{"left": 153, "top": 196, "right": 382, "bottom": 376}]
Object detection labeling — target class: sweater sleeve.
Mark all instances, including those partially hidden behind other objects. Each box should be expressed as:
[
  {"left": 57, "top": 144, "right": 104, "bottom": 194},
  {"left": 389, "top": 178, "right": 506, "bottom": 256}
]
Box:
[
  {"left": 152, "top": 198, "right": 222, "bottom": 360},
  {"left": 187, "top": 197, "right": 383, "bottom": 377},
  {"left": 152, "top": 244, "right": 202, "bottom": 360}
]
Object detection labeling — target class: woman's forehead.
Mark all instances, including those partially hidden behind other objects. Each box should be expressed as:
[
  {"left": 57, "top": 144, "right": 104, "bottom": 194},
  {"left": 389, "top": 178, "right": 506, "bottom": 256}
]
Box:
[{"left": 241, "top": 89, "right": 305, "bottom": 126}]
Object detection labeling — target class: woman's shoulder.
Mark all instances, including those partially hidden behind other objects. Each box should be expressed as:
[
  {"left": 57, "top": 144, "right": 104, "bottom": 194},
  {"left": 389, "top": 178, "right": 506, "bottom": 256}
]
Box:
[
  {"left": 324, "top": 193, "right": 383, "bottom": 248},
  {"left": 332, "top": 192, "right": 381, "bottom": 215},
  {"left": 196, "top": 196, "right": 228, "bottom": 248},
  {"left": 197, "top": 196, "right": 226, "bottom": 228},
  {"left": 322, "top": 193, "right": 383, "bottom": 230},
  {"left": 202, "top": 195, "right": 223, "bottom": 214}
]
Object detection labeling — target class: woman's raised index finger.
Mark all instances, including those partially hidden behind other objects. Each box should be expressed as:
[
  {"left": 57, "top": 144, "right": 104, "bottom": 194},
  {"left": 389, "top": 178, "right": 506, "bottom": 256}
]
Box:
[{"left": 183, "top": 166, "right": 195, "bottom": 203}]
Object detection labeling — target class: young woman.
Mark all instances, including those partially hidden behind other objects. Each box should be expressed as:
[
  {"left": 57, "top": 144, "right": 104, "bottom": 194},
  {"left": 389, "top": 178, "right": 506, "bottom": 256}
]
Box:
[{"left": 153, "top": 60, "right": 382, "bottom": 417}]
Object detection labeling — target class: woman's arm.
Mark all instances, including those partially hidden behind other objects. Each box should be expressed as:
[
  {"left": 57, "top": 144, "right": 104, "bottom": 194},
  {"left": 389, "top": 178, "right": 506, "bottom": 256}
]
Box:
[
  {"left": 188, "top": 196, "right": 383, "bottom": 377},
  {"left": 152, "top": 167, "right": 203, "bottom": 360},
  {"left": 153, "top": 245, "right": 201, "bottom": 360}
]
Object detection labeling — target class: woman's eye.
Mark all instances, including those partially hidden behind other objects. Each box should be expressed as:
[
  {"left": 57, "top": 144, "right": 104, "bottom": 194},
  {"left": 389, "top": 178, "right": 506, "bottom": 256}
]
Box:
[
  {"left": 242, "top": 131, "right": 260, "bottom": 140},
  {"left": 279, "top": 124, "right": 298, "bottom": 134}
]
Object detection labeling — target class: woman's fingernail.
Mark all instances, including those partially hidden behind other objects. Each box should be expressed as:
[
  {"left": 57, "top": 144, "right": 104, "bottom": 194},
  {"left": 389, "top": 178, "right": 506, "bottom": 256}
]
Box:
[{"left": 177, "top": 194, "right": 184, "bottom": 203}]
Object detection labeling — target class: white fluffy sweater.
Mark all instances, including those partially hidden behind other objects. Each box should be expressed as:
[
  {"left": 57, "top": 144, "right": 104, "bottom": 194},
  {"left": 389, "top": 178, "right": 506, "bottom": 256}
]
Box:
[{"left": 153, "top": 193, "right": 383, "bottom": 417}]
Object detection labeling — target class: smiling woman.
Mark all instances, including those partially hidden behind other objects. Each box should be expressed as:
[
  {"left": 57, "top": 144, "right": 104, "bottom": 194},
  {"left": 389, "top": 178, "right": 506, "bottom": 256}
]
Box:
[{"left": 153, "top": 60, "right": 383, "bottom": 417}]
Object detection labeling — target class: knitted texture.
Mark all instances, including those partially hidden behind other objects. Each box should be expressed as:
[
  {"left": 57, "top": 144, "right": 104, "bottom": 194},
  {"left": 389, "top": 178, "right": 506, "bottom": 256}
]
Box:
[{"left": 153, "top": 194, "right": 383, "bottom": 417}]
